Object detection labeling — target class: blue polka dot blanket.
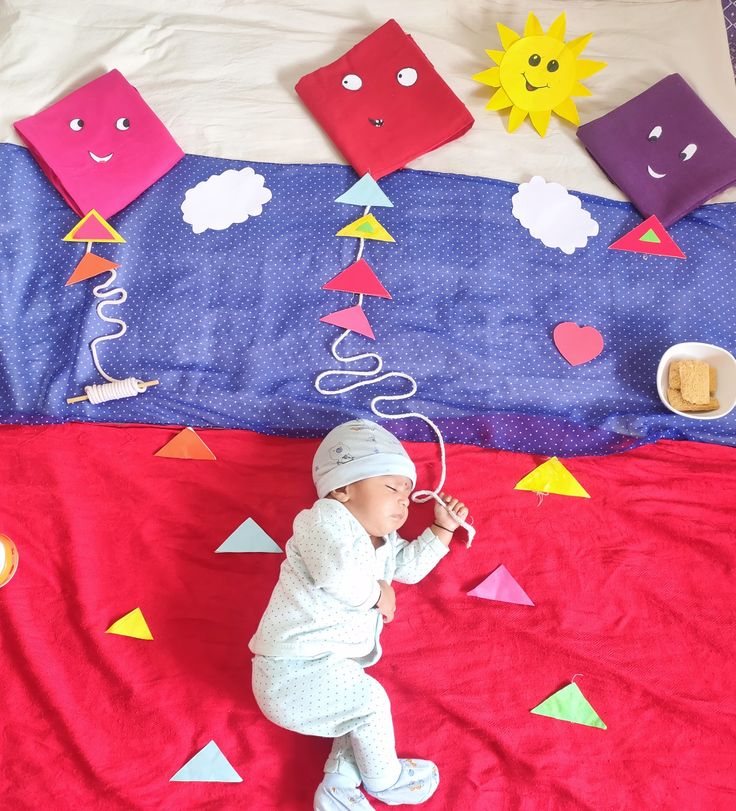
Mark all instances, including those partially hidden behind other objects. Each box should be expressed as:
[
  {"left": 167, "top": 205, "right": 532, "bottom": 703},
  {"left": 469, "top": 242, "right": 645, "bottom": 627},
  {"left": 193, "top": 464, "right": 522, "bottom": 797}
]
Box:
[{"left": 0, "top": 142, "right": 734, "bottom": 456}]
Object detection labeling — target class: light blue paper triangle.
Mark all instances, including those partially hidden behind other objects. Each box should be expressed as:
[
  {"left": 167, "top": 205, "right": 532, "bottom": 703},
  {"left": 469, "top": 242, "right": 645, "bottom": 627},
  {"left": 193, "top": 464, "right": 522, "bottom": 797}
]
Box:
[
  {"left": 215, "top": 517, "right": 282, "bottom": 553},
  {"left": 170, "top": 740, "right": 243, "bottom": 782},
  {"left": 335, "top": 173, "right": 393, "bottom": 208}
]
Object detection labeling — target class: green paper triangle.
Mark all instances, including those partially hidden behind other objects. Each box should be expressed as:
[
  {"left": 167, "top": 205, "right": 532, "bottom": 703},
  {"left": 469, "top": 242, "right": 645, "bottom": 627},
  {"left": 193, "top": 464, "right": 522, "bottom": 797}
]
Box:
[
  {"left": 356, "top": 221, "right": 375, "bottom": 234},
  {"left": 530, "top": 683, "right": 606, "bottom": 729},
  {"left": 639, "top": 228, "right": 661, "bottom": 244}
]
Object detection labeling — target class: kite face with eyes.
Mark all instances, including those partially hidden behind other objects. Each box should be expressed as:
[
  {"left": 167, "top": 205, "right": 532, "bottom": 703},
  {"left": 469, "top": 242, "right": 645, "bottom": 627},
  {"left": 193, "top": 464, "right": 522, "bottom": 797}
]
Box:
[
  {"left": 15, "top": 69, "right": 184, "bottom": 219},
  {"left": 296, "top": 19, "right": 473, "bottom": 179},
  {"left": 577, "top": 73, "right": 736, "bottom": 226}
]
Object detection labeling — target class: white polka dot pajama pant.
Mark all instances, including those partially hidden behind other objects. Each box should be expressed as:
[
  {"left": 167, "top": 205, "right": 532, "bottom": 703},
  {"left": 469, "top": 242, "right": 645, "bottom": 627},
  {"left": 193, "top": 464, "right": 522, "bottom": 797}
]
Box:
[{"left": 252, "top": 653, "right": 402, "bottom": 789}]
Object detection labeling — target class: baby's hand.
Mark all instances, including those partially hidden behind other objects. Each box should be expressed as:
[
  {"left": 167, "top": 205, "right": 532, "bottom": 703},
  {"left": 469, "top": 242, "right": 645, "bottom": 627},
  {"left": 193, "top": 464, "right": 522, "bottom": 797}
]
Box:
[
  {"left": 376, "top": 579, "right": 396, "bottom": 623},
  {"left": 435, "top": 492, "right": 469, "bottom": 531}
]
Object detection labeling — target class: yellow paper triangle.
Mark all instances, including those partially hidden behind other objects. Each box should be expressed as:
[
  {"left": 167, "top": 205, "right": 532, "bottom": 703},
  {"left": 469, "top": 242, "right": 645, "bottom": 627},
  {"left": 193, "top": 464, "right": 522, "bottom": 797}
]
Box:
[
  {"left": 336, "top": 214, "right": 395, "bottom": 242},
  {"left": 514, "top": 457, "right": 590, "bottom": 498},
  {"left": 106, "top": 607, "right": 153, "bottom": 640},
  {"left": 62, "top": 210, "right": 126, "bottom": 243}
]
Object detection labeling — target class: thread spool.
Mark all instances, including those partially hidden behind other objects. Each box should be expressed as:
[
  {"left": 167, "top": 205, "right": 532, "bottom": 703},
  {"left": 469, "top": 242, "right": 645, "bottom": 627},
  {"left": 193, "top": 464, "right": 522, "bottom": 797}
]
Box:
[{"left": 67, "top": 378, "right": 159, "bottom": 404}]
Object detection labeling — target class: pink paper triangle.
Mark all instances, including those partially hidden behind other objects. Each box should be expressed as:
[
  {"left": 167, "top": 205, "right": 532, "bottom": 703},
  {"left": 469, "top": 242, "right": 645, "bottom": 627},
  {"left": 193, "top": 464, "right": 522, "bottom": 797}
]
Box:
[
  {"left": 74, "top": 216, "right": 119, "bottom": 241},
  {"left": 319, "top": 305, "right": 375, "bottom": 339},
  {"left": 322, "top": 259, "right": 392, "bottom": 299},
  {"left": 468, "top": 564, "right": 534, "bottom": 605}
]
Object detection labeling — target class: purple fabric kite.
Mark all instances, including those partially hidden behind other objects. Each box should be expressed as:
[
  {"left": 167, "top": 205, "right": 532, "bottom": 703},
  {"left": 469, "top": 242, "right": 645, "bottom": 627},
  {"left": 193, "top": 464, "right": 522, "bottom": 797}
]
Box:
[{"left": 577, "top": 73, "right": 736, "bottom": 226}]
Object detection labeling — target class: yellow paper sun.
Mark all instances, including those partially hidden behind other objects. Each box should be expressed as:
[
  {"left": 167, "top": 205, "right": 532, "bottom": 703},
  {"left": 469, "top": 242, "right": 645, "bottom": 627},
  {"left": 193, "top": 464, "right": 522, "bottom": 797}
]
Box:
[{"left": 473, "top": 12, "right": 606, "bottom": 137}]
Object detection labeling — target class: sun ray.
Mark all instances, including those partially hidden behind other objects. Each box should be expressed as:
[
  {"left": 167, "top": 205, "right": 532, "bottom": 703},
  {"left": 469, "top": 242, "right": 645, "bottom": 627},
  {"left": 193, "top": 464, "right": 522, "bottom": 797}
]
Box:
[
  {"left": 485, "top": 49, "right": 506, "bottom": 65},
  {"left": 486, "top": 87, "right": 512, "bottom": 110},
  {"left": 546, "top": 12, "right": 566, "bottom": 41},
  {"left": 552, "top": 97, "right": 579, "bottom": 125},
  {"left": 575, "top": 59, "right": 607, "bottom": 80},
  {"left": 473, "top": 67, "right": 501, "bottom": 87},
  {"left": 571, "top": 82, "right": 592, "bottom": 97},
  {"left": 497, "top": 22, "right": 520, "bottom": 51},
  {"left": 529, "top": 109, "right": 552, "bottom": 137},
  {"left": 524, "top": 12, "right": 544, "bottom": 36},
  {"left": 508, "top": 106, "right": 528, "bottom": 132},
  {"left": 567, "top": 32, "right": 593, "bottom": 57}
]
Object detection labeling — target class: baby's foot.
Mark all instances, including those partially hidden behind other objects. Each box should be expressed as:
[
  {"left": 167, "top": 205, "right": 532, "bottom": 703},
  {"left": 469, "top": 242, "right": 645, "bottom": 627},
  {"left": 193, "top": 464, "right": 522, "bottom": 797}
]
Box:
[
  {"left": 314, "top": 777, "right": 375, "bottom": 810},
  {"left": 363, "top": 758, "right": 439, "bottom": 806}
]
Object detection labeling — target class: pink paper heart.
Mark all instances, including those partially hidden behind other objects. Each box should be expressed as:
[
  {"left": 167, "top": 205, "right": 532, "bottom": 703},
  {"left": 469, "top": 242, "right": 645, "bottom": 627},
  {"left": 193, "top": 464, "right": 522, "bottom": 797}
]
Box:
[{"left": 553, "top": 322, "right": 604, "bottom": 366}]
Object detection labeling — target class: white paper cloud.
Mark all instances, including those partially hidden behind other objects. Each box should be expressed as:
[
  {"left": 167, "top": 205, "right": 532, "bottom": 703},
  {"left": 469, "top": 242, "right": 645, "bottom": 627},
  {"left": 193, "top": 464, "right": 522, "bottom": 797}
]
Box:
[
  {"left": 512, "top": 175, "right": 598, "bottom": 255},
  {"left": 181, "top": 167, "right": 272, "bottom": 234}
]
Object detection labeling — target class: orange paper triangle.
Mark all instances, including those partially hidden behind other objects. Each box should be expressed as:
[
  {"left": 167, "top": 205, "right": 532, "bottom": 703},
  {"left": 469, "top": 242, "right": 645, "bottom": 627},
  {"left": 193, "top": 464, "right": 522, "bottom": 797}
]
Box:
[
  {"left": 154, "top": 427, "right": 216, "bottom": 460},
  {"left": 63, "top": 210, "right": 126, "bottom": 243},
  {"left": 65, "top": 252, "right": 121, "bottom": 286}
]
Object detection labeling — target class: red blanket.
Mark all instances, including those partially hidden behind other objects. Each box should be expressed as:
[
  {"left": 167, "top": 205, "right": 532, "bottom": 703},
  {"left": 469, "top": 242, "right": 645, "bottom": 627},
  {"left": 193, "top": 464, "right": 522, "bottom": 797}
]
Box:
[{"left": 1, "top": 423, "right": 735, "bottom": 809}]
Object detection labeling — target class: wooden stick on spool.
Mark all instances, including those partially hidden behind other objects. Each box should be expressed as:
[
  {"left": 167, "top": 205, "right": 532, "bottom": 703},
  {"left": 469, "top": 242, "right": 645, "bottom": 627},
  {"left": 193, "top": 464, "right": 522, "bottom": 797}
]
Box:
[{"left": 66, "top": 379, "right": 160, "bottom": 404}]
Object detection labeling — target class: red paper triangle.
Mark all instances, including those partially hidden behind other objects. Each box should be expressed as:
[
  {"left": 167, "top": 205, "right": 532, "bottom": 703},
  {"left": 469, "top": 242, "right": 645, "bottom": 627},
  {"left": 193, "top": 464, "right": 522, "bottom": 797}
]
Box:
[
  {"left": 65, "top": 253, "right": 121, "bottom": 286},
  {"left": 322, "top": 259, "right": 392, "bottom": 299},
  {"left": 154, "top": 427, "right": 216, "bottom": 460},
  {"left": 319, "top": 305, "right": 375, "bottom": 339},
  {"left": 608, "top": 215, "right": 685, "bottom": 259}
]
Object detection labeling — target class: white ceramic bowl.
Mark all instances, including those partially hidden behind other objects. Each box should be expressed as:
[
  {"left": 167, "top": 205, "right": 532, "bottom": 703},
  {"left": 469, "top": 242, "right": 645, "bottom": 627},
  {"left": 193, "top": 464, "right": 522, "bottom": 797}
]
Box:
[{"left": 657, "top": 342, "right": 736, "bottom": 420}]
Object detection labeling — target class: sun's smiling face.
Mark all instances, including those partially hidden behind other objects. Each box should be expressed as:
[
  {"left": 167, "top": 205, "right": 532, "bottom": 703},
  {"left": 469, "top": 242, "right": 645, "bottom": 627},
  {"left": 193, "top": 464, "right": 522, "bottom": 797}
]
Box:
[
  {"left": 474, "top": 12, "right": 606, "bottom": 137},
  {"left": 500, "top": 36, "right": 576, "bottom": 111}
]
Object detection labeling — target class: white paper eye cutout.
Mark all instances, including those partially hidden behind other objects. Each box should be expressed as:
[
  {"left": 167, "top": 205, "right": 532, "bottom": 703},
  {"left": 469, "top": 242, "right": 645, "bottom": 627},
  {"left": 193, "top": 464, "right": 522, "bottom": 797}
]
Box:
[
  {"left": 680, "top": 143, "right": 697, "bottom": 161},
  {"left": 69, "top": 118, "right": 84, "bottom": 131},
  {"left": 342, "top": 74, "right": 363, "bottom": 91},
  {"left": 115, "top": 117, "right": 131, "bottom": 131},
  {"left": 397, "top": 67, "right": 418, "bottom": 86},
  {"left": 648, "top": 125, "right": 662, "bottom": 141}
]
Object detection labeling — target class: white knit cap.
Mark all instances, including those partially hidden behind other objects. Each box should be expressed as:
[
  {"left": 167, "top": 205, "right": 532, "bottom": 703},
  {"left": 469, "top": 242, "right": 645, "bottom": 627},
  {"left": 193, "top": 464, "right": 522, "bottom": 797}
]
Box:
[{"left": 313, "top": 419, "right": 416, "bottom": 498}]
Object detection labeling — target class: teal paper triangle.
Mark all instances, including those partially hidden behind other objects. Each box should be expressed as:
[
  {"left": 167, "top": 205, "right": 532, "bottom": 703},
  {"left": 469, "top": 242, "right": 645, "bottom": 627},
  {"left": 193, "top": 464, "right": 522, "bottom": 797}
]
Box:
[
  {"left": 639, "top": 228, "right": 661, "bottom": 244},
  {"left": 215, "top": 517, "right": 282, "bottom": 553},
  {"left": 530, "top": 683, "right": 606, "bottom": 729},
  {"left": 170, "top": 740, "right": 243, "bottom": 782},
  {"left": 335, "top": 173, "right": 394, "bottom": 208}
]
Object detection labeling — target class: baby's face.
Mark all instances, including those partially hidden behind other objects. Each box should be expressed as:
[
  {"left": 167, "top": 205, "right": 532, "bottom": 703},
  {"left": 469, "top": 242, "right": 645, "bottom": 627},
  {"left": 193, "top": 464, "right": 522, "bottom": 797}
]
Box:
[{"left": 341, "top": 475, "right": 412, "bottom": 538}]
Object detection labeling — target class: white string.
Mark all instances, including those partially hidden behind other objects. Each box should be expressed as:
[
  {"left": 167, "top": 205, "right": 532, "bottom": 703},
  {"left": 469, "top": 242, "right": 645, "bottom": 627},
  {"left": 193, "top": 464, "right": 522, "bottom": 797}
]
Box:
[
  {"left": 318, "top": 204, "right": 476, "bottom": 545},
  {"left": 85, "top": 377, "right": 146, "bottom": 404},
  {"left": 89, "top": 267, "right": 129, "bottom": 383},
  {"left": 315, "top": 329, "right": 475, "bottom": 547}
]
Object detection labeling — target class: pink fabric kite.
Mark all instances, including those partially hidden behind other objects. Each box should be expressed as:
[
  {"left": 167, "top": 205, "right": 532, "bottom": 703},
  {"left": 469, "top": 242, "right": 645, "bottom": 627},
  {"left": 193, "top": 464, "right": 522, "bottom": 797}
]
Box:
[{"left": 14, "top": 69, "right": 184, "bottom": 219}]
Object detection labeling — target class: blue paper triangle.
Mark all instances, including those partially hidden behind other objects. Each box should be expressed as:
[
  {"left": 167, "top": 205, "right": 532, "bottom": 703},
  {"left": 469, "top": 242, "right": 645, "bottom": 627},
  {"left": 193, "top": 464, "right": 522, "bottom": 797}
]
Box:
[
  {"left": 170, "top": 740, "right": 243, "bottom": 782},
  {"left": 215, "top": 517, "right": 282, "bottom": 553},
  {"left": 335, "top": 173, "right": 393, "bottom": 208}
]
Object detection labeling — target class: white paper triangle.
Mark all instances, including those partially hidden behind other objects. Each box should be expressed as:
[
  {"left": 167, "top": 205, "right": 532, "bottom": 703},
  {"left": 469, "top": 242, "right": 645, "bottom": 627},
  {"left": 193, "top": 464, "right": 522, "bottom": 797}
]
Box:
[
  {"left": 215, "top": 517, "right": 282, "bottom": 553},
  {"left": 170, "top": 740, "right": 243, "bottom": 782}
]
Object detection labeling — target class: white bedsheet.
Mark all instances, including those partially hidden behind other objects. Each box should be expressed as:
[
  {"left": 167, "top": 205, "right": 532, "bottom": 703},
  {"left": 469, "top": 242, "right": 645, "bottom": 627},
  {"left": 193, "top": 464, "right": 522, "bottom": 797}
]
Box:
[{"left": 1, "top": 0, "right": 735, "bottom": 203}]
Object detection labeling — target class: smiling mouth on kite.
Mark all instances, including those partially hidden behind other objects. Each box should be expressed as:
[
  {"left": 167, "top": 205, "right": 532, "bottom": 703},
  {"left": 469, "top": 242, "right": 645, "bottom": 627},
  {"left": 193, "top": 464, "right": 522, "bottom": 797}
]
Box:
[
  {"left": 368, "top": 118, "right": 384, "bottom": 127},
  {"left": 89, "top": 150, "right": 113, "bottom": 163},
  {"left": 647, "top": 164, "right": 666, "bottom": 179},
  {"left": 522, "top": 73, "right": 548, "bottom": 92}
]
